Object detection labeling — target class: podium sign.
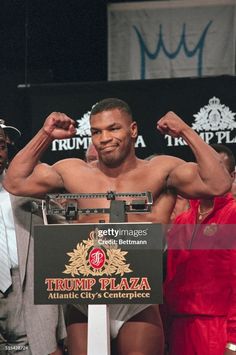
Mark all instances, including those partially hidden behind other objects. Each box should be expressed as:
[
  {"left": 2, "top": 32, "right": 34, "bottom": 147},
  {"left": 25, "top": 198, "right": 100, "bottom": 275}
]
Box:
[{"left": 34, "top": 223, "right": 163, "bottom": 304}]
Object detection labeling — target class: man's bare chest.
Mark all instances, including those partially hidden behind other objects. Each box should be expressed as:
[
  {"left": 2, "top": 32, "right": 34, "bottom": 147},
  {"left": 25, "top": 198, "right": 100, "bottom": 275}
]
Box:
[{"left": 62, "top": 168, "right": 166, "bottom": 209}]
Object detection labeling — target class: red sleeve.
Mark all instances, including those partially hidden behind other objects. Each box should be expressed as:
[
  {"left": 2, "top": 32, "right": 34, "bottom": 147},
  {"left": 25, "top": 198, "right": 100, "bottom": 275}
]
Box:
[{"left": 227, "top": 246, "right": 236, "bottom": 342}]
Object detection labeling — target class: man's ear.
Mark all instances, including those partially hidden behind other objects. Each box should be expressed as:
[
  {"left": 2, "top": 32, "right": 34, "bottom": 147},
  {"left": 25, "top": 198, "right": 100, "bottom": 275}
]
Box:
[
  {"left": 230, "top": 170, "right": 236, "bottom": 181},
  {"left": 5, "top": 136, "right": 14, "bottom": 145},
  {"left": 130, "top": 121, "right": 138, "bottom": 139}
]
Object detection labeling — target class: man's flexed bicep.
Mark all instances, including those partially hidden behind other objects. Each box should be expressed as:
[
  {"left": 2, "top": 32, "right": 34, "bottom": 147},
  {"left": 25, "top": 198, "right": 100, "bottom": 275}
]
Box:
[
  {"left": 167, "top": 162, "right": 230, "bottom": 199},
  {"left": 157, "top": 111, "right": 231, "bottom": 197},
  {"left": 3, "top": 111, "right": 76, "bottom": 197},
  {"left": 4, "top": 162, "right": 64, "bottom": 197}
]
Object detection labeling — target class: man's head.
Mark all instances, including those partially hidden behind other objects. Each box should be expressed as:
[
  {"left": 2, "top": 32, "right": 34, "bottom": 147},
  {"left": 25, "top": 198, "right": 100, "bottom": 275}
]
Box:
[
  {"left": 85, "top": 142, "right": 98, "bottom": 163},
  {"left": 89, "top": 98, "right": 138, "bottom": 168},
  {"left": 0, "top": 127, "right": 8, "bottom": 175},
  {"left": 0, "top": 120, "right": 21, "bottom": 175},
  {"left": 90, "top": 98, "right": 133, "bottom": 117},
  {"left": 0, "top": 119, "right": 21, "bottom": 146},
  {"left": 211, "top": 144, "right": 235, "bottom": 179}
]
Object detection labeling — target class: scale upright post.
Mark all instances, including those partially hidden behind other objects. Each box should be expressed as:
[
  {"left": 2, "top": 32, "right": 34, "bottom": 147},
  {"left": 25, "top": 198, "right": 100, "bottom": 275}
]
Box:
[
  {"left": 88, "top": 198, "right": 126, "bottom": 355},
  {"left": 87, "top": 303, "right": 111, "bottom": 355}
]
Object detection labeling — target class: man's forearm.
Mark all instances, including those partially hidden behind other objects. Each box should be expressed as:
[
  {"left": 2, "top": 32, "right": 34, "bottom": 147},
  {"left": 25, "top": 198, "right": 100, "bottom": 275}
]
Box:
[{"left": 4, "top": 128, "right": 53, "bottom": 192}]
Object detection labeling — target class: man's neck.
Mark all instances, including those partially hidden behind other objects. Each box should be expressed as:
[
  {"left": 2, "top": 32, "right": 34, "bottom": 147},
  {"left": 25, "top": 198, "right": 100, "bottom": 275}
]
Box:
[
  {"left": 98, "top": 155, "right": 138, "bottom": 178},
  {"left": 199, "top": 198, "right": 214, "bottom": 212}
]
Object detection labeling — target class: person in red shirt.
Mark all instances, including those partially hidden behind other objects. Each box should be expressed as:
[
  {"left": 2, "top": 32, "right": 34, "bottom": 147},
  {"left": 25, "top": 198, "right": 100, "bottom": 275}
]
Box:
[{"left": 164, "top": 144, "right": 236, "bottom": 355}]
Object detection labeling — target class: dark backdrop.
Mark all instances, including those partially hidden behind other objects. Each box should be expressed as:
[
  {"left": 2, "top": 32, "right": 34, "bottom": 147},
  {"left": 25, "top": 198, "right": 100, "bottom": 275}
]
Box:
[
  {"left": 0, "top": 2, "right": 235, "bottom": 164},
  {"left": 0, "top": 0, "right": 152, "bottom": 144},
  {"left": 23, "top": 75, "right": 236, "bottom": 164}
]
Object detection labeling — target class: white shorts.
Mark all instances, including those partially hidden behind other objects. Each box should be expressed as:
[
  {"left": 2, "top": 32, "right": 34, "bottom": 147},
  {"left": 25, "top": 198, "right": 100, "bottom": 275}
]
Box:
[{"left": 73, "top": 304, "right": 152, "bottom": 338}]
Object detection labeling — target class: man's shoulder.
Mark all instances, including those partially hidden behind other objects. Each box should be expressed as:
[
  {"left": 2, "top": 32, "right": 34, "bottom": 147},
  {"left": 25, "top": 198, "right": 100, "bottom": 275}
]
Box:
[
  {"left": 146, "top": 154, "right": 186, "bottom": 174},
  {"left": 53, "top": 157, "right": 86, "bottom": 169},
  {"left": 148, "top": 154, "right": 184, "bottom": 164},
  {"left": 54, "top": 157, "right": 85, "bottom": 165}
]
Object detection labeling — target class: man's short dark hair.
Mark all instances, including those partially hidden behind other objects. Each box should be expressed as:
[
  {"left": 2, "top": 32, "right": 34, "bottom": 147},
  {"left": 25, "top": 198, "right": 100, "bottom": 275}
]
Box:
[
  {"left": 90, "top": 98, "right": 133, "bottom": 119},
  {"left": 211, "top": 144, "right": 235, "bottom": 173}
]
